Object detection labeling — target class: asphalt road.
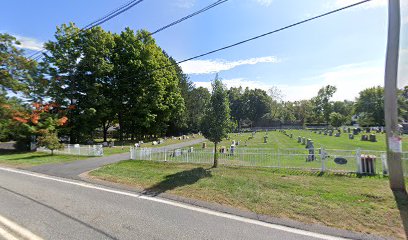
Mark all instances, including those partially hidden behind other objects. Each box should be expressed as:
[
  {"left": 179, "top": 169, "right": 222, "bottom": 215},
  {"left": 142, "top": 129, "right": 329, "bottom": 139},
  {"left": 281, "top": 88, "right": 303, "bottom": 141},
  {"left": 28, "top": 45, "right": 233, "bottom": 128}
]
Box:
[
  {"left": 0, "top": 167, "right": 345, "bottom": 240},
  {"left": 29, "top": 138, "right": 206, "bottom": 179}
]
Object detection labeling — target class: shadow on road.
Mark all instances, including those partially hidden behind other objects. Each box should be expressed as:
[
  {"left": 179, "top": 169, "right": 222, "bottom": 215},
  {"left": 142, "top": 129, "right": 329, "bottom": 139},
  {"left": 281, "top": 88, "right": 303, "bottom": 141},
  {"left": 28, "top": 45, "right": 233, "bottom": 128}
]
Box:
[
  {"left": 142, "top": 167, "right": 212, "bottom": 196},
  {"left": 393, "top": 190, "right": 408, "bottom": 239},
  {"left": 0, "top": 186, "right": 119, "bottom": 240}
]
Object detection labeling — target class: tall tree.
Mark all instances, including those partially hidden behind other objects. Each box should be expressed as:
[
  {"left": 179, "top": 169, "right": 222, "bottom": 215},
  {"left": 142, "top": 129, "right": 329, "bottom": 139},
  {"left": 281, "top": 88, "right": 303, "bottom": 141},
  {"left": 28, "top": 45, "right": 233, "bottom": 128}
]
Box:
[
  {"left": 355, "top": 86, "right": 384, "bottom": 126},
  {"left": 312, "top": 85, "right": 337, "bottom": 124},
  {"left": 201, "top": 75, "right": 232, "bottom": 168}
]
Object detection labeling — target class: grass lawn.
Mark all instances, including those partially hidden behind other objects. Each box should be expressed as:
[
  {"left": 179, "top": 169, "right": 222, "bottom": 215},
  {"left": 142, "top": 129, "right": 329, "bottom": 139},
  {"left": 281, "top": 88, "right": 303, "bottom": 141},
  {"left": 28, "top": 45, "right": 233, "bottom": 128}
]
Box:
[
  {"left": 194, "top": 130, "right": 408, "bottom": 151},
  {"left": 0, "top": 151, "right": 89, "bottom": 168},
  {"left": 90, "top": 160, "right": 408, "bottom": 239},
  {"left": 103, "top": 136, "right": 204, "bottom": 156}
]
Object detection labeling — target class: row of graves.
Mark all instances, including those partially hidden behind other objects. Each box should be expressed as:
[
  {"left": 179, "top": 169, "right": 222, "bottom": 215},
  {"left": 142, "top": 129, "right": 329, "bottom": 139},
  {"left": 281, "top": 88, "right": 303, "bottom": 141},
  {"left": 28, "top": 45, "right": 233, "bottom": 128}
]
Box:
[
  {"left": 134, "top": 133, "right": 201, "bottom": 148},
  {"left": 310, "top": 128, "right": 378, "bottom": 142},
  {"left": 278, "top": 130, "right": 316, "bottom": 162}
]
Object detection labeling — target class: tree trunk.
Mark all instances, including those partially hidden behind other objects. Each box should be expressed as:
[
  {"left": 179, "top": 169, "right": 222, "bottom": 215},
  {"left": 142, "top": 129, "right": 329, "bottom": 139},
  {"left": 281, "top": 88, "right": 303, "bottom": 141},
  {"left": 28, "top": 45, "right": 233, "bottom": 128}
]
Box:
[
  {"left": 103, "top": 123, "right": 108, "bottom": 142},
  {"left": 213, "top": 142, "right": 218, "bottom": 168},
  {"left": 51, "top": 149, "right": 54, "bottom": 155}
]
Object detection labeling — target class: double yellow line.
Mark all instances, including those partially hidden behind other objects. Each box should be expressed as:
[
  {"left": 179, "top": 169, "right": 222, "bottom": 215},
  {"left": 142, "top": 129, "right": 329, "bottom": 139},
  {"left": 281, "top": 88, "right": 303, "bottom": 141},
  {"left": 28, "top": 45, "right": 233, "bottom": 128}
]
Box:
[{"left": 0, "top": 215, "right": 43, "bottom": 240}]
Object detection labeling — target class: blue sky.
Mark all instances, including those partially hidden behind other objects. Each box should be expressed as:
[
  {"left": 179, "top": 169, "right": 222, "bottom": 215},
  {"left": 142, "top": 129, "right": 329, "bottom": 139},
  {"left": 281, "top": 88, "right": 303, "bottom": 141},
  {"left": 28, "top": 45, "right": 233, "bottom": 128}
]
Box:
[{"left": 1, "top": 0, "right": 407, "bottom": 101}]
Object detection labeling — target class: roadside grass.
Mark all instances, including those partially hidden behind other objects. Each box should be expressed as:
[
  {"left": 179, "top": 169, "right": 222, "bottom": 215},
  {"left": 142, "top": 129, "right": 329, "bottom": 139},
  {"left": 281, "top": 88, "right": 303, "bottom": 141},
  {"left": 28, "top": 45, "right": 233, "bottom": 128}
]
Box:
[
  {"left": 0, "top": 151, "right": 89, "bottom": 167},
  {"left": 90, "top": 160, "right": 407, "bottom": 239}
]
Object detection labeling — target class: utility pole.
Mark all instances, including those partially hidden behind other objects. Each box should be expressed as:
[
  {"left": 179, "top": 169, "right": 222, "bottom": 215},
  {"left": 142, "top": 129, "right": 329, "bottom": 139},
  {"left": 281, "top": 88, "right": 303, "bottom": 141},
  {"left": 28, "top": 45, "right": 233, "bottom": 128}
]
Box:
[{"left": 384, "top": 0, "right": 406, "bottom": 191}]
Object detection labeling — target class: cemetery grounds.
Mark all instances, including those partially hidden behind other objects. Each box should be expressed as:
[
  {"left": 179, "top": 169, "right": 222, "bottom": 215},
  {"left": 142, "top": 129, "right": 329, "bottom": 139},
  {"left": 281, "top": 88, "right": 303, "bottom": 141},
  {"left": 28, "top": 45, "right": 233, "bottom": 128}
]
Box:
[{"left": 91, "top": 129, "right": 408, "bottom": 239}]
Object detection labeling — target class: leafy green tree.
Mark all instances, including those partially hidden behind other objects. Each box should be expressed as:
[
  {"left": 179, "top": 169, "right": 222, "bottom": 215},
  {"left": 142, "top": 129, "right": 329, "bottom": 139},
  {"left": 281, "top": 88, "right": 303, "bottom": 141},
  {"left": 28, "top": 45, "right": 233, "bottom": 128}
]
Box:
[
  {"left": 329, "top": 112, "right": 346, "bottom": 128},
  {"left": 201, "top": 76, "right": 232, "bottom": 168},
  {"left": 312, "top": 85, "right": 337, "bottom": 124},
  {"left": 186, "top": 87, "right": 211, "bottom": 132},
  {"left": 242, "top": 88, "right": 271, "bottom": 124},
  {"left": 37, "top": 131, "right": 63, "bottom": 155},
  {"left": 355, "top": 86, "right": 384, "bottom": 126}
]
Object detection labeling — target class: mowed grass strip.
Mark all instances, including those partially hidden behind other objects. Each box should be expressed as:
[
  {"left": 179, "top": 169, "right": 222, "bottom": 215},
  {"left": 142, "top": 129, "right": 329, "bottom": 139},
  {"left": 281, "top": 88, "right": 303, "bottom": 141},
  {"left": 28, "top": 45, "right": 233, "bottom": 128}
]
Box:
[
  {"left": 0, "top": 151, "right": 89, "bottom": 167},
  {"left": 90, "top": 160, "right": 408, "bottom": 239}
]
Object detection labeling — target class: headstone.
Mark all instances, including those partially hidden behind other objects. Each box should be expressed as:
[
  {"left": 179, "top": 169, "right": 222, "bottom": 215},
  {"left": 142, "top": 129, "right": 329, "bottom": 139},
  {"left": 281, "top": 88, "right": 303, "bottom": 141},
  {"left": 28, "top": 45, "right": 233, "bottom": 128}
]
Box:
[
  {"left": 230, "top": 145, "right": 235, "bottom": 156},
  {"left": 173, "top": 149, "right": 182, "bottom": 157},
  {"left": 297, "top": 136, "right": 301, "bottom": 143},
  {"left": 236, "top": 141, "right": 240, "bottom": 146},
  {"left": 264, "top": 136, "right": 268, "bottom": 143},
  {"left": 152, "top": 141, "right": 158, "bottom": 145},
  {"left": 347, "top": 128, "right": 351, "bottom": 133},
  {"left": 305, "top": 140, "right": 315, "bottom": 161},
  {"left": 188, "top": 147, "right": 194, "bottom": 153},
  {"left": 202, "top": 142, "right": 207, "bottom": 149},
  {"left": 318, "top": 131, "right": 322, "bottom": 134},
  {"left": 220, "top": 146, "right": 226, "bottom": 153},
  {"left": 158, "top": 139, "right": 164, "bottom": 144},
  {"left": 335, "top": 132, "right": 340, "bottom": 137},
  {"left": 353, "top": 129, "right": 359, "bottom": 135},
  {"left": 361, "top": 135, "right": 368, "bottom": 141},
  {"left": 232, "top": 140, "right": 236, "bottom": 146},
  {"left": 134, "top": 143, "right": 140, "bottom": 148},
  {"left": 102, "top": 142, "right": 108, "bottom": 147},
  {"left": 349, "top": 134, "right": 354, "bottom": 140},
  {"left": 139, "top": 140, "right": 144, "bottom": 144},
  {"left": 366, "top": 128, "right": 370, "bottom": 133},
  {"left": 369, "top": 134, "right": 377, "bottom": 142},
  {"left": 329, "top": 131, "right": 333, "bottom": 136},
  {"left": 324, "top": 131, "right": 327, "bottom": 136},
  {"left": 289, "top": 133, "right": 293, "bottom": 138},
  {"left": 301, "top": 137, "right": 306, "bottom": 145}
]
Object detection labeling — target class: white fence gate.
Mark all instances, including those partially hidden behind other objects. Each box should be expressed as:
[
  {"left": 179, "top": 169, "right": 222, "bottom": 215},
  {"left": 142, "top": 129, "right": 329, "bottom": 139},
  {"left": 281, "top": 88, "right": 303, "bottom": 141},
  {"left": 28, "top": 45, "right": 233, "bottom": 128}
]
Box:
[{"left": 37, "top": 144, "right": 103, "bottom": 156}]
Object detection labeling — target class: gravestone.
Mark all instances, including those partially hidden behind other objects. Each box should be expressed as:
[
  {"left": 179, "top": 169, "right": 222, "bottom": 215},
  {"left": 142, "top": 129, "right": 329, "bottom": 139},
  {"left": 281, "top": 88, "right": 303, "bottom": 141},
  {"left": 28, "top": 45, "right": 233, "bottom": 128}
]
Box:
[
  {"left": 328, "top": 131, "right": 333, "bottom": 136},
  {"left": 369, "top": 134, "right": 377, "bottom": 142},
  {"left": 335, "top": 132, "right": 340, "bottom": 137},
  {"left": 361, "top": 135, "right": 368, "bottom": 141},
  {"left": 318, "top": 131, "right": 322, "bottom": 134},
  {"left": 202, "top": 142, "right": 207, "bottom": 149},
  {"left": 134, "top": 143, "right": 140, "bottom": 148},
  {"left": 152, "top": 141, "right": 158, "bottom": 145},
  {"left": 297, "top": 136, "right": 302, "bottom": 143},
  {"left": 174, "top": 149, "right": 182, "bottom": 157},
  {"left": 301, "top": 137, "right": 306, "bottom": 145},
  {"left": 236, "top": 141, "right": 240, "bottom": 146},
  {"left": 264, "top": 136, "right": 268, "bottom": 143},
  {"left": 188, "top": 147, "right": 194, "bottom": 153},
  {"left": 353, "top": 129, "right": 359, "bottom": 135},
  {"left": 305, "top": 140, "right": 315, "bottom": 161},
  {"left": 230, "top": 145, "right": 235, "bottom": 156},
  {"left": 220, "top": 146, "right": 226, "bottom": 153},
  {"left": 102, "top": 142, "right": 108, "bottom": 147},
  {"left": 365, "top": 128, "right": 370, "bottom": 133},
  {"left": 347, "top": 128, "right": 351, "bottom": 133},
  {"left": 289, "top": 133, "right": 293, "bottom": 138},
  {"left": 324, "top": 131, "right": 327, "bottom": 135},
  {"left": 349, "top": 134, "right": 354, "bottom": 140},
  {"left": 232, "top": 140, "right": 236, "bottom": 146}
]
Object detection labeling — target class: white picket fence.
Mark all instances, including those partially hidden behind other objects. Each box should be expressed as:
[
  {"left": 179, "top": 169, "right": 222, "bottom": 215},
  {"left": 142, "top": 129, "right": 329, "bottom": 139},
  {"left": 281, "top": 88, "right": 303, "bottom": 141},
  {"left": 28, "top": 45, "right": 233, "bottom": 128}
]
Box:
[
  {"left": 130, "top": 147, "right": 408, "bottom": 176},
  {"left": 37, "top": 144, "right": 103, "bottom": 156}
]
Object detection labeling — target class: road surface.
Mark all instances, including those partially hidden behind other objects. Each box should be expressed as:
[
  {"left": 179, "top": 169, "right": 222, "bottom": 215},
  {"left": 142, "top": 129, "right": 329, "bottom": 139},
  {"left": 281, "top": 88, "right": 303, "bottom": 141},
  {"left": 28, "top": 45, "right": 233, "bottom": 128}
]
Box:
[{"left": 0, "top": 167, "right": 346, "bottom": 240}]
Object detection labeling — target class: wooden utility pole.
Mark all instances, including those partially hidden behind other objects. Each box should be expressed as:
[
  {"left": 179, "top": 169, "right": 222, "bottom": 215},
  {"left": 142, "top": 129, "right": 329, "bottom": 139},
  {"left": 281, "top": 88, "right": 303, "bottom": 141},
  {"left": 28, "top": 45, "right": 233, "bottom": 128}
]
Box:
[{"left": 384, "top": 0, "right": 406, "bottom": 191}]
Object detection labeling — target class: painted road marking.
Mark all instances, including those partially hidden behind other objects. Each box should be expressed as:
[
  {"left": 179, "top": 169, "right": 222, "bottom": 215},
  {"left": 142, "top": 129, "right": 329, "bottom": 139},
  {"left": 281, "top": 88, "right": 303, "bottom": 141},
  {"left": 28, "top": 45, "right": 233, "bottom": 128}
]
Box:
[
  {"left": 0, "top": 167, "right": 348, "bottom": 240},
  {"left": 0, "top": 214, "right": 43, "bottom": 240}
]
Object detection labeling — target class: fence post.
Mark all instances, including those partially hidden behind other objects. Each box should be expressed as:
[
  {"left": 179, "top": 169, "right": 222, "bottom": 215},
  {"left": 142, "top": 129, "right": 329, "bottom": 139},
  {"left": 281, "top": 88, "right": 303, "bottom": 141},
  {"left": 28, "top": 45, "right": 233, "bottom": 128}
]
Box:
[
  {"left": 356, "top": 148, "right": 362, "bottom": 174},
  {"left": 164, "top": 148, "right": 167, "bottom": 162},
  {"left": 381, "top": 153, "right": 388, "bottom": 175},
  {"left": 320, "top": 147, "right": 326, "bottom": 172},
  {"left": 277, "top": 148, "right": 281, "bottom": 168}
]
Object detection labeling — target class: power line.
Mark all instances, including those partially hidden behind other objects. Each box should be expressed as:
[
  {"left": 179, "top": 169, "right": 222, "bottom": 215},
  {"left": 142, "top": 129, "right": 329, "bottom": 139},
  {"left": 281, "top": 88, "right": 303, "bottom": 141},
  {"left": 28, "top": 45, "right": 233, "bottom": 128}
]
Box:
[
  {"left": 29, "top": 0, "right": 146, "bottom": 60},
  {"left": 30, "top": 0, "right": 228, "bottom": 61},
  {"left": 117, "top": 0, "right": 374, "bottom": 81},
  {"left": 177, "top": 0, "right": 373, "bottom": 65}
]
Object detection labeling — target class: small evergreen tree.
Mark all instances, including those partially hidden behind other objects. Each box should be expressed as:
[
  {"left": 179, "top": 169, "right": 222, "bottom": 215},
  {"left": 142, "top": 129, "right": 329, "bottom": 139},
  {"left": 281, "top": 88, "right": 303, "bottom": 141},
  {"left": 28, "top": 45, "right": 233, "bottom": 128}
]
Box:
[
  {"left": 200, "top": 75, "right": 232, "bottom": 168},
  {"left": 37, "top": 130, "right": 63, "bottom": 155}
]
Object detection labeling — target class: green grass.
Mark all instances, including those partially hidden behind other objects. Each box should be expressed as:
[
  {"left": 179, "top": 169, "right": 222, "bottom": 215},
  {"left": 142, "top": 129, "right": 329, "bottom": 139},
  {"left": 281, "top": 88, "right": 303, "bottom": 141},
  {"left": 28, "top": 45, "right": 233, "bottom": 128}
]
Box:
[
  {"left": 103, "top": 136, "right": 204, "bottom": 156},
  {"left": 195, "top": 130, "right": 408, "bottom": 151},
  {"left": 0, "top": 151, "right": 89, "bottom": 167},
  {"left": 90, "top": 160, "right": 408, "bottom": 239}
]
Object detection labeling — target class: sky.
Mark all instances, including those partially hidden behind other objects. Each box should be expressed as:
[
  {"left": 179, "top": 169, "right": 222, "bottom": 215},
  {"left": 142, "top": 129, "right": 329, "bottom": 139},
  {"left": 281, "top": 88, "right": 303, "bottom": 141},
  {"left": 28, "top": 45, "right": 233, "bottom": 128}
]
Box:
[{"left": 1, "top": 0, "right": 407, "bottom": 101}]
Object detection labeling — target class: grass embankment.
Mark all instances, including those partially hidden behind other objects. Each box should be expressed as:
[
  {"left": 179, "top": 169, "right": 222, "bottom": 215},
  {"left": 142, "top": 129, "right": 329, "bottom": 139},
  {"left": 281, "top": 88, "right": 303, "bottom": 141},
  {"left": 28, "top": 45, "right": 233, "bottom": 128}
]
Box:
[
  {"left": 90, "top": 160, "right": 408, "bottom": 239},
  {"left": 0, "top": 151, "right": 88, "bottom": 168},
  {"left": 102, "top": 135, "right": 204, "bottom": 156}
]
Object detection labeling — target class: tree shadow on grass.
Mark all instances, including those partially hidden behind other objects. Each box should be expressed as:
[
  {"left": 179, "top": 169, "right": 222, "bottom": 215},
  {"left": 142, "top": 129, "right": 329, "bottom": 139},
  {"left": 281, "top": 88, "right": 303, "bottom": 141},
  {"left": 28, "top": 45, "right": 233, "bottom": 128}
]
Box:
[
  {"left": 142, "top": 167, "right": 212, "bottom": 196},
  {"left": 1, "top": 153, "right": 53, "bottom": 161},
  {"left": 393, "top": 190, "right": 408, "bottom": 239}
]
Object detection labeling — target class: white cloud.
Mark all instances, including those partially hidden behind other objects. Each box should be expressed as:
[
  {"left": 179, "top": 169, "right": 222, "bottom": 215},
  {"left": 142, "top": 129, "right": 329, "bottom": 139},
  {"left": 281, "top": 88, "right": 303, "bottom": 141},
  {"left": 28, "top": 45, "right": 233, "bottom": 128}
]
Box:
[
  {"left": 174, "top": 0, "right": 195, "bottom": 9},
  {"left": 254, "top": 0, "right": 273, "bottom": 7},
  {"left": 14, "top": 34, "right": 44, "bottom": 51},
  {"left": 193, "top": 61, "right": 395, "bottom": 102},
  {"left": 180, "top": 56, "right": 280, "bottom": 75},
  {"left": 398, "top": 48, "right": 408, "bottom": 87}
]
